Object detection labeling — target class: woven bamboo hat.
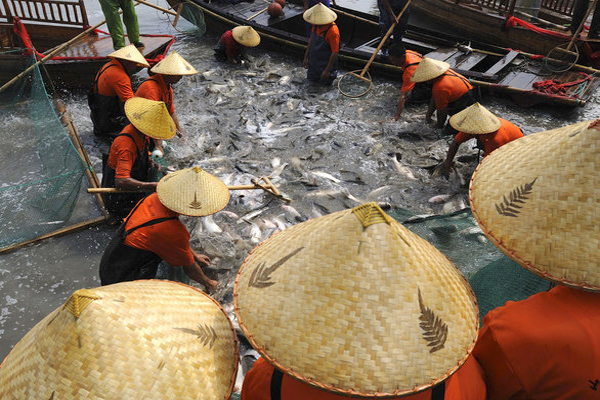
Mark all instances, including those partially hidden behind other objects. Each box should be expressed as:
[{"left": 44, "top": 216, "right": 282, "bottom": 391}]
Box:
[
  {"left": 449, "top": 102, "right": 502, "bottom": 135},
  {"left": 303, "top": 3, "right": 337, "bottom": 25},
  {"left": 410, "top": 57, "right": 450, "bottom": 83},
  {"left": 150, "top": 50, "right": 199, "bottom": 75},
  {"left": 232, "top": 26, "right": 261, "bottom": 47},
  {"left": 157, "top": 166, "right": 230, "bottom": 217},
  {"left": 0, "top": 280, "right": 239, "bottom": 399},
  {"left": 234, "top": 203, "right": 479, "bottom": 397},
  {"left": 108, "top": 44, "right": 150, "bottom": 67},
  {"left": 124, "top": 97, "right": 176, "bottom": 140},
  {"left": 470, "top": 119, "right": 600, "bottom": 291}
]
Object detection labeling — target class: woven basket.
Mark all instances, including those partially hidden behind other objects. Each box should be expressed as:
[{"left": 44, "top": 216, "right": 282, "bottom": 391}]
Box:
[
  {"left": 234, "top": 203, "right": 479, "bottom": 397},
  {"left": 0, "top": 280, "right": 239, "bottom": 399}
]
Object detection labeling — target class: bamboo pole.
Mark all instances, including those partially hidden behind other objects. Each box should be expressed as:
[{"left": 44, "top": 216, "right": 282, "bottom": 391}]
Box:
[
  {"left": 0, "top": 217, "right": 106, "bottom": 254},
  {"left": 135, "top": 0, "right": 178, "bottom": 16},
  {"left": 55, "top": 99, "right": 110, "bottom": 218},
  {"left": 331, "top": 7, "right": 378, "bottom": 26}
]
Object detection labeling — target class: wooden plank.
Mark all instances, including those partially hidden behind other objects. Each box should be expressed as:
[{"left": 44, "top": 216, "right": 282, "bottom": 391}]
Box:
[
  {"left": 453, "top": 52, "right": 487, "bottom": 70},
  {"left": 484, "top": 50, "right": 520, "bottom": 75},
  {"left": 498, "top": 71, "right": 540, "bottom": 89},
  {"left": 425, "top": 47, "right": 459, "bottom": 62}
]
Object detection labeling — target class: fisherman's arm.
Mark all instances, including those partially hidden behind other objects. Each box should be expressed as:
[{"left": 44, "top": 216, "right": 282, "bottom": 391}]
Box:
[
  {"left": 321, "top": 52, "right": 338, "bottom": 80},
  {"left": 303, "top": 35, "right": 313, "bottom": 68},
  {"left": 182, "top": 259, "right": 218, "bottom": 292},
  {"left": 442, "top": 140, "right": 460, "bottom": 178},
  {"left": 115, "top": 177, "right": 158, "bottom": 192},
  {"left": 113, "top": 148, "right": 158, "bottom": 191},
  {"left": 435, "top": 107, "right": 448, "bottom": 128},
  {"left": 425, "top": 97, "right": 436, "bottom": 123},
  {"left": 394, "top": 90, "right": 410, "bottom": 120}
]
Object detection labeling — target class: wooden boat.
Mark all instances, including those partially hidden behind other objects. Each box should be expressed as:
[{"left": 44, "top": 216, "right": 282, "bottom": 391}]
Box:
[
  {"left": 166, "top": 0, "right": 599, "bottom": 107},
  {"left": 0, "top": 0, "right": 175, "bottom": 89},
  {"left": 409, "top": 0, "right": 600, "bottom": 62}
]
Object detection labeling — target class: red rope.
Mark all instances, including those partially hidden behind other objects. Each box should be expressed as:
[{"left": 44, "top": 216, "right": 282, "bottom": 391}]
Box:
[
  {"left": 505, "top": 16, "right": 574, "bottom": 40},
  {"left": 11, "top": 17, "right": 174, "bottom": 65},
  {"left": 532, "top": 72, "right": 592, "bottom": 97}
]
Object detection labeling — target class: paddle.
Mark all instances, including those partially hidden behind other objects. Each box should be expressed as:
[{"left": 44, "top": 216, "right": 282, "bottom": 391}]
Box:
[
  {"left": 338, "top": 0, "right": 412, "bottom": 98},
  {"left": 544, "top": 0, "right": 598, "bottom": 72}
]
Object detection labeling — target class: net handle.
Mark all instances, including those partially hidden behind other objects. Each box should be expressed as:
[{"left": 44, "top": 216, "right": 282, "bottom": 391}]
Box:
[{"left": 358, "top": 0, "right": 413, "bottom": 78}]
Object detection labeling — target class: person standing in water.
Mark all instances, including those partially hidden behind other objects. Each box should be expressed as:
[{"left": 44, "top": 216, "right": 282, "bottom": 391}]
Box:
[{"left": 303, "top": 3, "right": 339, "bottom": 85}]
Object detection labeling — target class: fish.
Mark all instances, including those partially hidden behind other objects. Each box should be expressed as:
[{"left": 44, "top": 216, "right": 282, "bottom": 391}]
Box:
[
  {"left": 216, "top": 210, "right": 240, "bottom": 220},
  {"left": 238, "top": 206, "right": 269, "bottom": 223},
  {"left": 391, "top": 156, "right": 417, "bottom": 180},
  {"left": 311, "top": 170, "right": 341, "bottom": 183},
  {"left": 249, "top": 223, "right": 263, "bottom": 244},
  {"left": 278, "top": 76, "right": 291, "bottom": 85},
  {"left": 202, "top": 215, "right": 223, "bottom": 234},
  {"left": 442, "top": 197, "right": 468, "bottom": 214},
  {"left": 281, "top": 204, "right": 306, "bottom": 222},
  {"left": 428, "top": 194, "right": 453, "bottom": 204},
  {"left": 367, "top": 185, "right": 394, "bottom": 199},
  {"left": 272, "top": 215, "right": 288, "bottom": 231}
]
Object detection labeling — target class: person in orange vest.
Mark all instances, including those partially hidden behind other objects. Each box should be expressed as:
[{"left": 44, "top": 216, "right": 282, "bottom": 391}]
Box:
[
  {"left": 235, "top": 203, "right": 486, "bottom": 400},
  {"left": 442, "top": 103, "right": 524, "bottom": 177},
  {"left": 387, "top": 43, "right": 423, "bottom": 120},
  {"left": 88, "top": 45, "right": 149, "bottom": 139},
  {"left": 303, "top": 3, "right": 339, "bottom": 85},
  {"left": 214, "top": 26, "right": 261, "bottom": 64},
  {"left": 100, "top": 167, "right": 228, "bottom": 290},
  {"left": 411, "top": 57, "right": 477, "bottom": 135},
  {"left": 468, "top": 119, "right": 600, "bottom": 399},
  {"left": 101, "top": 98, "right": 175, "bottom": 221},
  {"left": 136, "top": 51, "right": 198, "bottom": 155}
]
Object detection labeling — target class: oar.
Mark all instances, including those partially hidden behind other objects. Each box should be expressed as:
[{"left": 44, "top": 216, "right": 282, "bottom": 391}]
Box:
[
  {"left": 247, "top": 6, "right": 269, "bottom": 21},
  {"left": 338, "top": 0, "right": 413, "bottom": 98}
]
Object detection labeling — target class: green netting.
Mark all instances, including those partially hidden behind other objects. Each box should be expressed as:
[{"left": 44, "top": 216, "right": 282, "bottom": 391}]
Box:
[
  {"left": 390, "top": 207, "right": 551, "bottom": 324},
  {"left": 0, "top": 51, "right": 89, "bottom": 248},
  {"left": 170, "top": 2, "right": 206, "bottom": 36}
]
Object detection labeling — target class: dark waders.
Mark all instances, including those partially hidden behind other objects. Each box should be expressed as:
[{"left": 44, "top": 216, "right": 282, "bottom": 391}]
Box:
[
  {"left": 307, "top": 25, "right": 337, "bottom": 85},
  {"left": 101, "top": 132, "right": 151, "bottom": 219},
  {"left": 99, "top": 197, "right": 177, "bottom": 285},
  {"left": 87, "top": 62, "right": 129, "bottom": 139},
  {"left": 442, "top": 71, "right": 478, "bottom": 135}
]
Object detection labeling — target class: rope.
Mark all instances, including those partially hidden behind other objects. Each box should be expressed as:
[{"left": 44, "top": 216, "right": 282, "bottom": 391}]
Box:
[
  {"left": 505, "top": 16, "right": 573, "bottom": 40},
  {"left": 532, "top": 72, "right": 592, "bottom": 97}
]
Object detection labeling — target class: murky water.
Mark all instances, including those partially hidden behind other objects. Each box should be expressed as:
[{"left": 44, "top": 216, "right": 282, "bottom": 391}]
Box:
[{"left": 1, "top": 0, "right": 599, "bottom": 373}]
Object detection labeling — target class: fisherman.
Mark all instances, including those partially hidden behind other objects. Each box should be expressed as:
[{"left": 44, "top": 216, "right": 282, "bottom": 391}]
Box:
[
  {"left": 571, "top": 0, "right": 600, "bottom": 38},
  {"left": 88, "top": 45, "right": 149, "bottom": 139},
  {"left": 411, "top": 57, "right": 477, "bottom": 135},
  {"left": 100, "top": 166, "right": 230, "bottom": 291},
  {"left": 136, "top": 51, "right": 198, "bottom": 155},
  {"left": 378, "top": 0, "right": 410, "bottom": 49},
  {"left": 98, "top": 0, "right": 144, "bottom": 50},
  {"left": 303, "top": 3, "right": 339, "bottom": 85},
  {"left": 387, "top": 43, "right": 423, "bottom": 120},
  {"left": 468, "top": 119, "right": 600, "bottom": 398},
  {"left": 441, "top": 103, "right": 523, "bottom": 177},
  {"left": 303, "top": 0, "right": 337, "bottom": 36},
  {"left": 101, "top": 98, "right": 175, "bottom": 221},
  {"left": 214, "top": 25, "right": 261, "bottom": 64},
  {"left": 236, "top": 203, "right": 486, "bottom": 399}
]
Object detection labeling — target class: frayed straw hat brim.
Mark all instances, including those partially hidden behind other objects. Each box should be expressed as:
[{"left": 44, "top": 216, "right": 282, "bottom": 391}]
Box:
[
  {"left": 470, "top": 119, "right": 600, "bottom": 291},
  {"left": 449, "top": 102, "right": 501, "bottom": 134},
  {"left": 124, "top": 97, "right": 176, "bottom": 140},
  {"left": 109, "top": 44, "right": 150, "bottom": 67},
  {"left": 151, "top": 50, "right": 198, "bottom": 75},
  {"left": 0, "top": 280, "right": 239, "bottom": 399},
  {"left": 232, "top": 26, "right": 261, "bottom": 47},
  {"left": 303, "top": 3, "right": 337, "bottom": 25},
  {"left": 157, "top": 167, "right": 230, "bottom": 216},
  {"left": 234, "top": 203, "right": 478, "bottom": 397},
  {"left": 410, "top": 57, "right": 450, "bottom": 83}
]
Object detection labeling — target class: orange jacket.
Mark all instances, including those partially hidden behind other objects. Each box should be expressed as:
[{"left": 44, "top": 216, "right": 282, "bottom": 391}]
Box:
[
  {"left": 312, "top": 23, "right": 340, "bottom": 53},
  {"left": 473, "top": 285, "right": 600, "bottom": 399},
  {"left": 400, "top": 50, "right": 423, "bottom": 92},
  {"left": 107, "top": 124, "right": 148, "bottom": 179},
  {"left": 94, "top": 59, "right": 134, "bottom": 102},
  {"left": 455, "top": 118, "right": 524, "bottom": 157},
  {"left": 432, "top": 70, "right": 473, "bottom": 110},
  {"left": 135, "top": 74, "right": 175, "bottom": 115},
  {"left": 241, "top": 355, "right": 486, "bottom": 400},
  {"left": 123, "top": 193, "right": 194, "bottom": 266}
]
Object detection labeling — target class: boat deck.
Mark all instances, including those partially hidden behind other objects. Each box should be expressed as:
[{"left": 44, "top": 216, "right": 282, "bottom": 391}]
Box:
[{"left": 214, "top": 0, "right": 304, "bottom": 28}]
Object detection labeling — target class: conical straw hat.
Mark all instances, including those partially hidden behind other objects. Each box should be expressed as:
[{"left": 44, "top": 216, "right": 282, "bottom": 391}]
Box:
[
  {"left": 449, "top": 103, "right": 502, "bottom": 135},
  {"left": 150, "top": 50, "right": 199, "bottom": 75},
  {"left": 410, "top": 57, "right": 450, "bottom": 83},
  {"left": 108, "top": 44, "right": 150, "bottom": 68},
  {"left": 470, "top": 119, "right": 600, "bottom": 291},
  {"left": 124, "top": 97, "right": 176, "bottom": 140},
  {"left": 234, "top": 203, "right": 479, "bottom": 397},
  {"left": 157, "top": 167, "right": 230, "bottom": 216},
  {"left": 0, "top": 280, "right": 239, "bottom": 399},
  {"left": 232, "top": 25, "right": 261, "bottom": 47},
  {"left": 303, "top": 3, "right": 337, "bottom": 25}
]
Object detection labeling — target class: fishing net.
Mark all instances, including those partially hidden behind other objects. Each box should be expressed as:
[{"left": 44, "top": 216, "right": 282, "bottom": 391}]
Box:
[
  {"left": 389, "top": 208, "right": 551, "bottom": 324},
  {"left": 168, "top": 0, "right": 207, "bottom": 36},
  {"left": 0, "top": 51, "right": 103, "bottom": 250}
]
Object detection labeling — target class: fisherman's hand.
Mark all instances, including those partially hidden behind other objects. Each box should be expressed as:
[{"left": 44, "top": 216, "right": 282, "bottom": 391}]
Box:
[
  {"left": 320, "top": 70, "right": 330, "bottom": 81},
  {"left": 303, "top": 57, "right": 308, "bottom": 69},
  {"left": 204, "top": 279, "right": 219, "bottom": 293},
  {"left": 194, "top": 253, "right": 211, "bottom": 266}
]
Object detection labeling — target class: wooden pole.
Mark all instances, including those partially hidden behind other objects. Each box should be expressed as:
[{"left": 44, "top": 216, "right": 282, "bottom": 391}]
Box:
[
  {"left": 0, "top": 217, "right": 106, "bottom": 254},
  {"left": 247, "top": 6, "right": 269, "bottom": 20},
  {"left": 55, "top": 99, "right": 110, "bottom": 218},
  {"left": 135, "top": 0, "right": 178, "bottom": 16},
  {"left": 331, "top": 7, "right": 378, "bottom": 26},
  {"left": 173, "top": 3, "right": 184, "bottom": 27}
]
